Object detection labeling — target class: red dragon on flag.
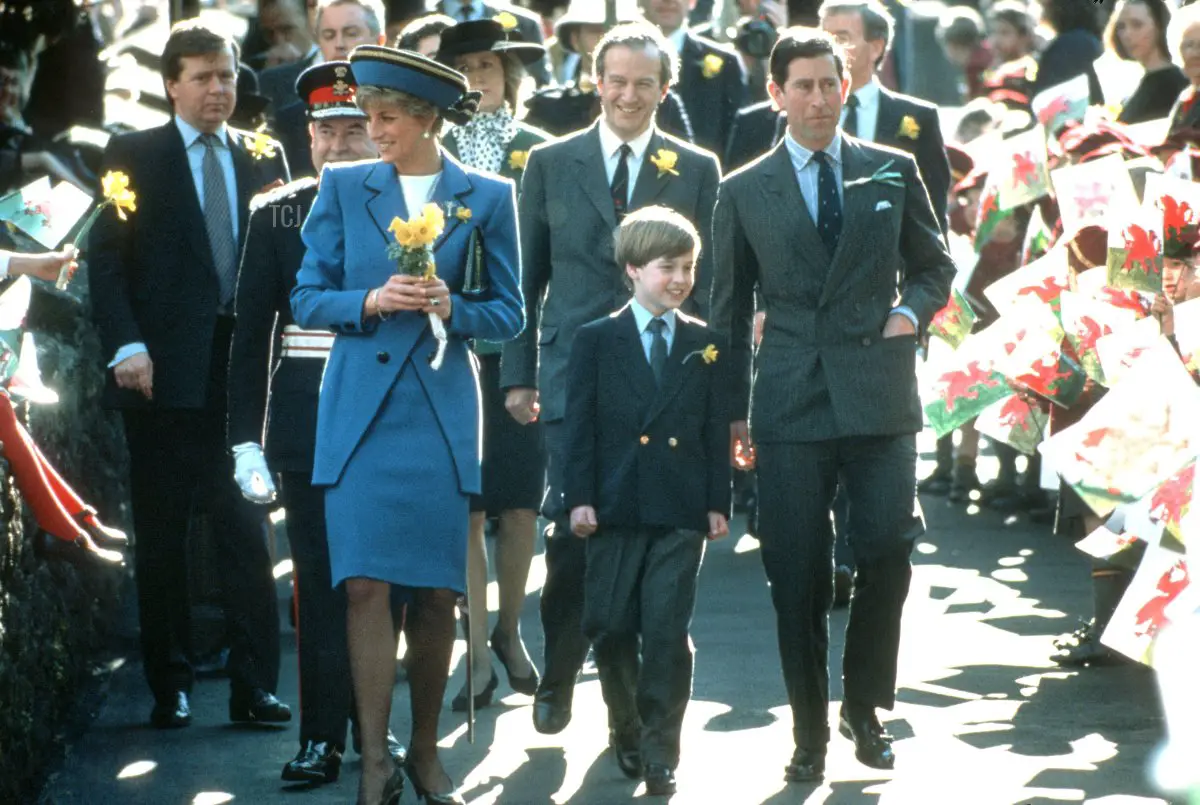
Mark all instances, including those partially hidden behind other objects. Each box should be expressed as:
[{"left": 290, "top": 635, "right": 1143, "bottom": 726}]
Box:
[
  {"left": 933, "top": 361, "right": 1002, "bottom": 413},
  {"left": 1133, "top": 559, "right": 1190, "bottom": 639},
  {"left": 1012, "top": 151, "right": 1040, "bottom": 187},
  {"left": 1150, "top": 463, "right": 1195, "bottom": 532},
  {"left": 1036, "top": 95, "right": 1070, "bottom": 127},
  {"left": 1121, "top": 224, "right": 1162, "bottom": 274}
]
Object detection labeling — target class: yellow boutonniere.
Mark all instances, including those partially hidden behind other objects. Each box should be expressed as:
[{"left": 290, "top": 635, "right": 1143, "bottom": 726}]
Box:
[
  {"left": 897, "top": 115, "right": 920, "bottom": 140},
  {"left": 493, "top": 11, "right": 518, "bottom": 31},
  {"left": 701, "top": 53, "right": 724, "bottom": 79},
  {"left": 455, "top": 206, "right": 472, "bottom": 222},
  {"left": 244, "top": 129, "right": 278, "bottom": 160},
  {"left": 684, "top": 344, "right": 719, "bottom": 364},
  {"left": 508, "top": 150, "right": 529, "bottom": 171},
  {"left": 649, "top": 148, "right": 680, "bottom": 178}
]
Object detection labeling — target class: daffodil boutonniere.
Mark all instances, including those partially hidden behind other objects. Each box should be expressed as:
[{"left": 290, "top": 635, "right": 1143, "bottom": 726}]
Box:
[
  {"left": 386, "top": 203, "right": 449, "bottom": 368},
  {"left": 493, "top": 11, "right": 518, "bottom": 31},
  {"left": 244, "top": 128, "right": 278, "bottom": 160},
  {"left": 701, "top": 54, "right": 724, "bottom": 79},
  {"left": 64, "top": 169, "right": 138, "bottom": 289},
  {"left": 683, "top": 344, "right": 719, "bottom": 365},
  {"left": 843, "top": 159, "right": 905, "bottom": 190},
  {"left": 455, "top": 206, "right": 473, "bottom": 222},
  {"left": 650, "top": 148, "right": 680, "bottom": 178},
  {"left": 508, "top": 150, "right": 529, "bottom": 171},
  {"left": 897, "top": 115, "right": 921, "bottom": 140}
]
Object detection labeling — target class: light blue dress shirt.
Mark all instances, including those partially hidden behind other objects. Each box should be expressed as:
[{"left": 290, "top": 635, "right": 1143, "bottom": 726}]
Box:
[
  {"left": 441, "top": 0, "right": 485, "bottom": 21},
  {"left": 110, "top": 117, "right": 242, "bottom": 367},
  {"left": 629, "top": 298, "right": 677, "bottom": 363},
  {"left": 782, "top": 130, "right": 918, "bottom": 332}
]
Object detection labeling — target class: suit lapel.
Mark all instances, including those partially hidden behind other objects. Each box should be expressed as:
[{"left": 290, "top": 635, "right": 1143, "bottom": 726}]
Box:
[
  {"left": 614, "top": 306, "right": 656, "bottom": 405},
  {"left": 820, "top": 138, "right": 877, "bottom": 305},
  {"left": 431, "top": 152, "right": 473, "bottom": 253},
  {"left": 874, "top": 89, "right": 901, "bottom": 148},
  {"left": 758, "top": 143, "right": 825, "bottom": 262},
  {"left": 575, "top": 124, "right": 618, "bottom": 230},
  {"left": 629, "top": 131, "right": 672, "bottom": 210},
  {"left": 642, "top": 316, "right": 704, "bottom": 428},
  {"left": 162, "top": 122, "right": 214, "bottom": 273},
  {"left": 228, "top": 129, "right": 256, "bottom": 249},
  {"left": 364, "top": 161, "right": 407, "bottom": 246}
]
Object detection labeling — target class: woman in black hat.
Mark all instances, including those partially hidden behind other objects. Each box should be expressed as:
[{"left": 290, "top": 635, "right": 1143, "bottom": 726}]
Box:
[{"left": 436, "top": 18, "right": 550, "bottom": 714}]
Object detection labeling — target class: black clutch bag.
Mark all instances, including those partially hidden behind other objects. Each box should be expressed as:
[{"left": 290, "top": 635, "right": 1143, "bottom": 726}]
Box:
[{"left": 461, "top": 225, "right": 489, "bottom": 298}]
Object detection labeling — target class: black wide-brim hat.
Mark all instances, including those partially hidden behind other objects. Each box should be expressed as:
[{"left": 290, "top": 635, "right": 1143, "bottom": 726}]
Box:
[{"left": 436, "top": 19, "right": 545, "bottom": 67}]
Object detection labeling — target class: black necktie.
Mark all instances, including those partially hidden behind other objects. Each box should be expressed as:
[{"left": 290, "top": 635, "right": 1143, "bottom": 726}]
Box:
[
  {"left": 459, "top": 2, "right": 475, "bottom": 21},
  {"left": 200, "top": 133, "right": 237, "bottom": 308},
  {"left": 843, "top": 93, "right": 860, "bottom": 137},
  {"left": 647, "top": 317, "right": 667, "bottom": 384},
  {"left": 813, "top": 150, "right": 842, "bottom": 256},
  {"left": 611, "top": 143, "right": 632, "bottom": 220}
]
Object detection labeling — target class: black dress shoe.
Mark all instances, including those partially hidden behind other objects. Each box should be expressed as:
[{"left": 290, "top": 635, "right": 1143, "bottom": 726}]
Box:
[
  {"left": 490, "top": 627, "right": 540, "bottom": 695},
  {"left": 451, "top": 668, "right": 499, "bottom": 712},
  {"left": 281, "top": 741, "right": 342, "bottom": 784},
  {"left": 832, "top": 565, "right": 853, "bottom": 609},
  {"left": 784, "top": 747, "right": 825, "bottom": 782},
  {"left": 644, "top": 764, "right": 676, "bottom": 796},
  {"left": 838, "top": 708, "right": 893, "bottom": 743},
  {"left": 610, "top": 729, "right": 643, "bottom": 779},
  {"left": 532, "top": 685, "right": 573, "bottom": 734},
  {"left": 150, "top": 691, "right": 191, "bottom": 729},
  {"left": 917, "top": 468, "right": 952, "bottom": 496},
  {"left": 839, "top": 705, "right": 895, "bottom": 770},
  {"left": 230, "top": 688, "right": 292, "bottom": 723}
]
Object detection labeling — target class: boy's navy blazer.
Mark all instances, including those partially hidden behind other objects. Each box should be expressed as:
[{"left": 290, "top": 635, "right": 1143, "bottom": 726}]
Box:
[
  {"left": 290, "top": 153, "right": 524, "bottom": 491},
  {"left": 562, "top": 303, "right": 732, "bottom": 533}
]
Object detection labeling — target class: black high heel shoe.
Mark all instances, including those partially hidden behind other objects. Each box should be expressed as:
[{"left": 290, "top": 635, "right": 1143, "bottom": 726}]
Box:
[
  {"left": 404, "top": 760, "right": 465, "bottom": 805},
  {"left": 450, "top": 668, "right": 499, "bottom": 712},
  {"left": 378, "top": 762, "right": 406, "bottom": 805},
  {"left": 490, "top": 627, "right": 540, "bottom": 696}
]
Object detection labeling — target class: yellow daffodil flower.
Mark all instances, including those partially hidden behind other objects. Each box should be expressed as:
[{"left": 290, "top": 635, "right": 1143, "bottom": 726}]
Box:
[
  {"left": 898, "top": 115, "right": 921, "bottom": 140},
  {"left": 508, "top": 150, "right": 529, "bottom": 171},
  {"left": 701, "top": 344, "right": 719, "bottom": 364},
  {"left": 702, "top": 54, "right": 724, "bottom": 79},
  {"left": 100, "top": 171, "right": 138, "bottom": 220},
  {"left": 649, "top": 148, "right": 680, "bottom": 178},
  {"left": 456, "top": 207, "right": 473, "bottom": 221}
]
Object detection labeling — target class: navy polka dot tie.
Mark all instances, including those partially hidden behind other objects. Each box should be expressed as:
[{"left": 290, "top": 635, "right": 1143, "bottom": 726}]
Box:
[{"left": 813, "top": 150, "right": 842, "bottom": 257}]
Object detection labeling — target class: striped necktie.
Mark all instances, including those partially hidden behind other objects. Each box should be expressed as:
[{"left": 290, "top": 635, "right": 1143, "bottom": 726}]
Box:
[{"left": 199, "top": 133, "right": 237, "bottom": 308}]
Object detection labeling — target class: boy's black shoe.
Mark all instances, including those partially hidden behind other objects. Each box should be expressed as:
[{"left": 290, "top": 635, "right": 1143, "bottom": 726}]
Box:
[
  {"left": 610, "top": 729, "right": 643, "bottom": 779},
  {"left": 784, "top": 747, "right": 825, "bottom": 782},
  {"left": 644, "top": 764, "right": 676, "bottom": 796}
]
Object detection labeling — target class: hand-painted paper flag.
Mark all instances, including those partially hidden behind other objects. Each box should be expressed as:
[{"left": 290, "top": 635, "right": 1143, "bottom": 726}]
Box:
[
  {"left": 1059, "top": 290, "right": 1142, "bottom": 383},
  {"left": 928, "top": 288, "right": 977, "bottom": 349},
  {"left": 920, "top": 326, "right": 1014, "bottom": 438},
  {"left": 1149, "top": 459, "right": 1196, "bottom": 546},
  {"left": 1094, "top": 322, "right": 1167, "bottom": 387},
  {"left": 1143, "top": 173, "right": 1200, "bottom": 259},
  {"left": 975, "top": 393, "right": 1048, "bottom": 455},
  {"left": 1106, "top": 206, "right": 1164, "bottom": 294},
  {"left": 1075, "top": 522, "right": 1147, "bottom": 560},
  {"left": 996, "top": 125, "right": 1052, "bottom": 210},
  {"left": 973, "top": 172, "right": 1013, "bottom": 253},
  {"left": 1101, "top": 536, "right": 1196, "bottom": 667},
  {"left": 1031, "top": 73, "right": 1090, "bottom": 136},
  {"left": 1051, "top": 155, "right": 1138, "bottom": 236},
  {"left": 1021, "top": 204, "right": 1053, "bottom": 266},
  {"left": 0, "top": 177, "right": 92, "bottom": 249},
  {"left": 984, "top": 244, "right": 1073, "bottom": 317},
  {"left": 1039, "top": 347, "right": 1200, "bottom": 517}
]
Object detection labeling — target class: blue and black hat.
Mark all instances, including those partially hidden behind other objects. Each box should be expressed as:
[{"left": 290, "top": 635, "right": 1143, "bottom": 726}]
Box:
[
  {"left": 349, "top": 44, "right": 479, "bottom": 123},
  {"left": 295, "top": 61, "right": 365, "bottom": 120}
]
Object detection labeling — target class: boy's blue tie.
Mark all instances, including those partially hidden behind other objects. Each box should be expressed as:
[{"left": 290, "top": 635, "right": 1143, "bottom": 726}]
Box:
[{"left": 647, "top": 317, "right": 667, "bottom": 385}]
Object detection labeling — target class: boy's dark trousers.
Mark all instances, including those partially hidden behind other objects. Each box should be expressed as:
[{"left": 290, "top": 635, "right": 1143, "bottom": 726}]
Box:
[{"left": 583, "top": 525, "right": 707, "bottom": 769}]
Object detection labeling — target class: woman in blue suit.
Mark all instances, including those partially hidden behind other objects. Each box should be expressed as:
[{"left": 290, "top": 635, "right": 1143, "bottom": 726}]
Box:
[{"left": 290, "top": 46, "right": 523, "bottom": 805}]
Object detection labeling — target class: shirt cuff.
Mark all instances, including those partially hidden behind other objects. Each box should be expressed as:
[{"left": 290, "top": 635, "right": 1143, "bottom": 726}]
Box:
[
  {"left": 888, "top": 306, "right": 919, "bottom": 332},
  {"left": 0, "top": 251, "right": 10, "bottom": 280},
  {"left": 108, "top": 342, "right": 148, "bottom": 369}
]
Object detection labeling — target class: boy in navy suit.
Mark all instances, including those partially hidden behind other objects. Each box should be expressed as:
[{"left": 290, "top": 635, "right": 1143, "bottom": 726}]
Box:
[{"left": 563, "top": 206, "right": 732, "bottom": 797}]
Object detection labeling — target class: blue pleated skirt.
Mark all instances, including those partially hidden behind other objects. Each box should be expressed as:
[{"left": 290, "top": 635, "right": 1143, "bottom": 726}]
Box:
[{"left": 325, "top": 357, "right": 469, "bottom": 592}]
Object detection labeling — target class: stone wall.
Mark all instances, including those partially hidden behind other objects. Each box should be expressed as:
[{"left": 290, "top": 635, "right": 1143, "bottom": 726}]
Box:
[{"left": 0, "top": 261, "right": 128, "bottom": 804}]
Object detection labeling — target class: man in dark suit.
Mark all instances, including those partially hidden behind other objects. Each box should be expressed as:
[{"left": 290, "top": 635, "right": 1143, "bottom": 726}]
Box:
[
  {"left": 88, "top": 20, "right": 291, "bottom": 730},
  {"left": 227, "top": 61, "right": 398, "bottom": 785},
  {"left": 640, "top": 0, "right": 747, "bottom": 160},
  {"left": 429, "top": 0, "right": 551, "bottom": 85},
  {"left": 270, "top": 0, "right": 387, "bottom": 177},
  {"left": 725, "top": 97, "right": 785, "bottom": 169},
  {"left": 255, "top": 0, "right": 320, "bottom": 110},
  {"left": 501, "top": 20, "right": 721, "bottom": 737},
  {"left": 710, "top": 28, "right": 954, "bottom": 781}
]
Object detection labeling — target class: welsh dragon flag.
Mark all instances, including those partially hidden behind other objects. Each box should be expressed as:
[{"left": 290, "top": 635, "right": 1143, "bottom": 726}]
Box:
[
  {"left": 920, "top": 325, "right": 1013, "bottom": 438},
  {"left": 1106, "top": 206, "right": 1164, "bottom": 294},
  {"left": 1058, "top": 289, "right": 1142, "bottom": 383},
  {"left": 1101, "top": 534, "right": 1196, "bottom": 667},
  {"left": 1050, "top": 154, "right": 1138, "bottom": 236},
  {"left": 975, "top": 393, "right": 1048, "bottom": 455},
  {"left": 1031, "top": 73, "right": 1090, "bottom": 136},
  {"left": 992, "top": 303, "right": 1087, "bottom": 408},
  {"left": 1143, "top": 172, "right": 1200, "bottom": 259},
  {"left": 928, "top": 288, "right": 976, "bottom": 349},
  {"left": 973, "top": 173, "right": 1012, "bottom": 253},
  {"left": 984, "top": 243, "right": 1073, "bottom": 320},
  {"left": 996, "top": 124, "right": 1052, "bottom": 211},
  {"left": 1149, "top": 459, "right": 1197, "bottom": 546}
]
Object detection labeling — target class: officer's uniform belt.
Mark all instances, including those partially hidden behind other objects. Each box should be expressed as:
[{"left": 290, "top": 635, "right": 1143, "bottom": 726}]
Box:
[{"left": 281, "top": 325, "right": 334, "bottom": 359}]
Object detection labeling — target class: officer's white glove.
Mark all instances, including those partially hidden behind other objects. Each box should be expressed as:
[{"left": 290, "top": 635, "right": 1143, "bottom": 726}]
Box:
[{"left": 232, "top": 443, "right": 278, "bottom": 504}]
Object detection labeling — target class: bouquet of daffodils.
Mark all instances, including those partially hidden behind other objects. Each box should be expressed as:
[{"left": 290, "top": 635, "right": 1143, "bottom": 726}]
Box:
[{"left": 387, "top": 203, "right": 448, "bottom": 369}]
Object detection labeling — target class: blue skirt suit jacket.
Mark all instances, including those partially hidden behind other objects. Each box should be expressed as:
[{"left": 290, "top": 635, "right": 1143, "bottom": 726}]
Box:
[{"left": 290, "top": 153, "right": 524, "bottom": 589}]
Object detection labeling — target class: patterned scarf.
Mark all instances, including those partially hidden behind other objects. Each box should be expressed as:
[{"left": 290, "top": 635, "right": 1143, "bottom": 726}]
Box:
[{"left": 448, "top": 106, "right": 518, "bottom": 175}]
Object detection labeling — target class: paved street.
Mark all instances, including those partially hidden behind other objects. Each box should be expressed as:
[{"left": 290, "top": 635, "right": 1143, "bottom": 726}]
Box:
[{"left": 40, "top": 446, "right": 1171, "bottom": 805}]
